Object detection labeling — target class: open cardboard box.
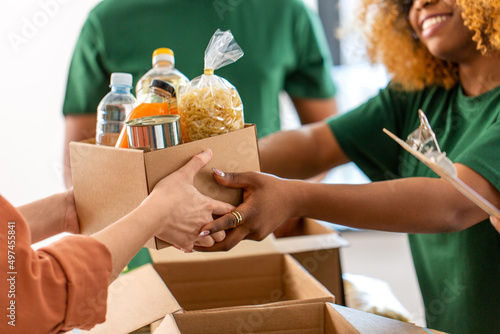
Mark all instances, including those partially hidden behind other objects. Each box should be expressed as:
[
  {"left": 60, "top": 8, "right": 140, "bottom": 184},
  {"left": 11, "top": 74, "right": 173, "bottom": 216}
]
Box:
[
  {"left": 82, "top": 252, "right": 335, "bottom": 334},
  {"left": 148, "top": 218, "right": 349, "bottom": 305},
  {"left": 154, "top": 302, "right": 445, "bottom": 334},
  {"left": 158, "top": 302, "right": 356, "bottom": 333},
  {"left": 69, "top": 125, "right": 260, "bottom": 249},
  {"left": 272, "top": 218, "right": 349, "bottom": 305}
]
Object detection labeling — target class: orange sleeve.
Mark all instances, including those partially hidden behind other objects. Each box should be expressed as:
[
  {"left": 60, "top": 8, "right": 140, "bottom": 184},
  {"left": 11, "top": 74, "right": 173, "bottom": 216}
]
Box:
[{"left": 0, "top": 196, "right": 112, "bottom": 334}]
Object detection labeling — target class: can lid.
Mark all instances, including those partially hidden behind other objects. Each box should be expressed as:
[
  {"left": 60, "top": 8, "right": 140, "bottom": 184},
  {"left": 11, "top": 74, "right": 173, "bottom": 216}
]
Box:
[
  {"left": 152, "top": 48, "right": 175, "bottom": 66},
  {"left": 110, "top": 72, "right": 133, "bottom": 87},
  {"left": 126, "top": 114, "right": 181, "bottom": 126},
  {"left": 150, "top": 79, "right": 175, "bottom": 96}
]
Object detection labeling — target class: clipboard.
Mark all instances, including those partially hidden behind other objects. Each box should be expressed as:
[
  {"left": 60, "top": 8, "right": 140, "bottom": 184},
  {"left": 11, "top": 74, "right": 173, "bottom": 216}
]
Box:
[{"left": 383, "top": 109, "right": 500, "bottom": 218}]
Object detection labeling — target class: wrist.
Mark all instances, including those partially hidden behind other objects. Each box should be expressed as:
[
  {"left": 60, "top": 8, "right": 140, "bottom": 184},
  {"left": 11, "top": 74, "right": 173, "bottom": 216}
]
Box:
[
  {"left": 286, "top": 179, "right": 308, "bottom": 218},
  {"left": 130, "top": 201, "right": 165, "bottom": 240},
  {"left": 114, "top": 208, "right": 159, "bottom": 246}
]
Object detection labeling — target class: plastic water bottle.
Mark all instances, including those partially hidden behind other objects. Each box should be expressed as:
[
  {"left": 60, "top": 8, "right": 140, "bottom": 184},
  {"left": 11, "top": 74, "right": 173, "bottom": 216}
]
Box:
[{"left": 96, "top": 73, "right": 137, "bottom": 146}]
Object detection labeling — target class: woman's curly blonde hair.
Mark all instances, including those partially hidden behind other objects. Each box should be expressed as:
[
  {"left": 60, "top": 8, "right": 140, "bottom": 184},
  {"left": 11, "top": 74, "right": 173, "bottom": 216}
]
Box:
[{"left": 356, "top": 0, "right": 500, "bottom": 90}]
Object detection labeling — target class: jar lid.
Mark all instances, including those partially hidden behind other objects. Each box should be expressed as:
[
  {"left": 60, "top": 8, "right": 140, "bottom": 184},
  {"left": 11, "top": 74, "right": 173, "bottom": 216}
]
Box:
[{"left": 150, "top": 79, "right": 175, "bottom": 96}]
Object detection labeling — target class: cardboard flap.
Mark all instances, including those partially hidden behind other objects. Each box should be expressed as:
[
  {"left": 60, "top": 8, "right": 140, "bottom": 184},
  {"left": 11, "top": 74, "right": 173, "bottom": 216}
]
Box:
[
  {"left": 82, "top": 264, "right": 181, "bottom": 334},
  {"left": 273, "top": 219, "right": 349, "bottom": 254},
  {"left": 325, "top": 304, "right": 360, "bottom": 333},
  {"left": 303, "top": 218, "right": 335, "bottom": 235},
  {"left": 153, "top": 314, "right": 181, "bottom": 334},
  {"left": 143, "top": 125, "right": 261, "bottom": 207},
  {"left": 283, "top": 255, "right": 334, "bottom": 303},
  {"left": 330, "top": 304, "right": 439, "bottom": 333},
  {"left": 70, "top": 141, "right": 149, "bottom": 236},
  {"left": 274, "top": 232, "right": 349, "bottom": 254},
  {"left": 149, "top": 235, "right": 279, "bottom": 263}
]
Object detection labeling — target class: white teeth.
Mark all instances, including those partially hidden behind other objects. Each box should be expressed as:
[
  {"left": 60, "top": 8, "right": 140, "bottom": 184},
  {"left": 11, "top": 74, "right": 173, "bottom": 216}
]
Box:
[{"left": 422, "top": 15, "right": 449, "bottom": 30}]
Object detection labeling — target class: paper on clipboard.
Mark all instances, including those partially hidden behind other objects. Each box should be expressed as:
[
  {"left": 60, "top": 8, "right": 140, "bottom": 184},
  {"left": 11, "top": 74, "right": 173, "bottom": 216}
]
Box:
[{"left": 383, "top": 109, "right": 500, "bottom": 218}]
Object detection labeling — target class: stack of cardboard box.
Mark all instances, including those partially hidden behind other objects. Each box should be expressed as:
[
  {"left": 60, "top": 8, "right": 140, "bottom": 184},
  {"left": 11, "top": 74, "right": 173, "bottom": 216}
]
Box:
[{"left": 78, "top": 241, "right": 443, "bottom": 333}]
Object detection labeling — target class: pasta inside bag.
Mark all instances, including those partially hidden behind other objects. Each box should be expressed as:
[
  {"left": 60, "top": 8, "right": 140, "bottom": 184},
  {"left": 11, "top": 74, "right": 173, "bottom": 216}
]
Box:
[{"left": 178, "top": 29, "right": 245, "bottom": 142}]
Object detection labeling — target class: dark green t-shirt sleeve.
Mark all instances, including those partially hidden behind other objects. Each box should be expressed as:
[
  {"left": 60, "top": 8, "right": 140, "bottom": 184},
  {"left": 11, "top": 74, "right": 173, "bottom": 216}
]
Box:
[
  {"left": 326, "top": 86, "right": 409, "bottom": 181},
  {"left": 62, "top": 12, "right": 109, "bottom": 116},
  {"left": 455, "top": 120, "right": 500, "bottom": 191},
  {"left": 284, "top": 2, "right": 336, "bottom": 99}
]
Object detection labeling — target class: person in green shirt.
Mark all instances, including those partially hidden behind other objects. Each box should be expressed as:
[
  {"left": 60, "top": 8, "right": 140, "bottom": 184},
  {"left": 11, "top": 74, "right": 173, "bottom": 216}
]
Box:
[
  {"left": 199, "top": 0, "right": 500, "bottom": 332},
  {"left": 62, "top": 0, "right": 337, "bottom": 187}
]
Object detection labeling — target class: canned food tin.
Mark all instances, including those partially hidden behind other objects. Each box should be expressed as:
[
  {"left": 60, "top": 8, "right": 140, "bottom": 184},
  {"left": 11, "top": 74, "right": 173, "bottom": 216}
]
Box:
[{"left": 126, "top": 115, "right": 183, "bottom": 150}]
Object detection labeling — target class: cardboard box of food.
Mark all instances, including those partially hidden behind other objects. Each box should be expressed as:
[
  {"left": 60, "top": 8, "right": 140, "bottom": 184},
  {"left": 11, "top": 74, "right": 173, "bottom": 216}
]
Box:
[
  {"left": 155, "top": 302, "right": 445, "bottom": 334},
  {"left": 82, "top": 252, "right": 335, "bottom": 334},
  {"left": 272, "top": 218, "right": 349, "bottom": 305},
  {"left": 69, "top": 125, "right": 260, "bottom": 249}
]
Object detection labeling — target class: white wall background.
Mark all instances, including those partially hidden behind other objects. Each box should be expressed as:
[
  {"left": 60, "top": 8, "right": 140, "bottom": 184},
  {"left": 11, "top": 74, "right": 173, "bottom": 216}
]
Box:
[{"left": 0, "top": 0, "right": 102, "bottom": 206}]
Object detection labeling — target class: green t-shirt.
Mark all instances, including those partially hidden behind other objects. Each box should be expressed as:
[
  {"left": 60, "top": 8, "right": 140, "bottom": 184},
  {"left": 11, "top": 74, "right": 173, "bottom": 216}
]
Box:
[
  {"left": 62, "top": 0, "right": 336, "bottom": 138},
  {"left": 328, "top": 84, "right": 500, "bottom": 333}
]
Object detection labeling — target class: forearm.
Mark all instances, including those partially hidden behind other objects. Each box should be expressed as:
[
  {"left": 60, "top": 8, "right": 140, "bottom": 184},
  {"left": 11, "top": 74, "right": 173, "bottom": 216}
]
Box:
[
  {"left": 292, "top": 97, "right": 338, "bottom": 124},
  {"left": 63, "top": 145, "right": 73, "bottom": 188},
  {"left": 92, "top": 209, "right": 158, "bottom": 280},
  {"left": 295, "top": 177, "right": 490, "bottom": 233},
  {"left": 93, "top": 149, "right": 235, "bottom": 278},
  {"left": 259, "top": 122, "right": 348, "bottom": 179},
  {"left": 18, "top": 191, "right": 77, "bottom": 244},
  {"left": 200, "top": 161, "right": 500, "bottom": 252}
]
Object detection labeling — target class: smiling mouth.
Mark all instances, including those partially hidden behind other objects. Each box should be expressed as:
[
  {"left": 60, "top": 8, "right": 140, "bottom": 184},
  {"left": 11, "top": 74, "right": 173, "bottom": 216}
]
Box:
[{"left": 421, "top": 15, "right": 451, "bottom": 31}]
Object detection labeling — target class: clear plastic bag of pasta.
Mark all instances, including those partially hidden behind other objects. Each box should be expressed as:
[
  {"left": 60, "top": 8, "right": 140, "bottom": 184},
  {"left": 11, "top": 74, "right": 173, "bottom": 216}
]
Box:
[{"left": 178, "top": 29, "right": 245, "bottom": 142}]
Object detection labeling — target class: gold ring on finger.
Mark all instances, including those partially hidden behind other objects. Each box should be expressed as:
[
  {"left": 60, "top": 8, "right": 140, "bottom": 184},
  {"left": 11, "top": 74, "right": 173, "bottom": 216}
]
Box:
[{"left": 231, "top": 211, "right": 243, "bottom": 227}]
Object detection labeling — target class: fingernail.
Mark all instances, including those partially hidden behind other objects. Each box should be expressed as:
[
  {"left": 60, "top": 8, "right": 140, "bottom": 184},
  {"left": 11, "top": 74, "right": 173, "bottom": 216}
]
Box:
[
  {"left": 213, "top": 168, "right": 225, "bottom": 177},
  {"left": 202, "top": 149, "right": 213, "bottom": 158},
  {"left": 199, "top": 230, "right": 211, "bottom": 237}
]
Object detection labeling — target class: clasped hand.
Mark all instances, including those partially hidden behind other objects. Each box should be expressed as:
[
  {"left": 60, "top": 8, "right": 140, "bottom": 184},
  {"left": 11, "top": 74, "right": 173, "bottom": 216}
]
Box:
[
  {"left": 137, "top": 151, "right": 305, "bottom": 252},
  {"left": 194, "top": 169, "right": 302, "bottom": 252},
  {"left": 137, "top": 150, "right": 235, "bottom": 252}
]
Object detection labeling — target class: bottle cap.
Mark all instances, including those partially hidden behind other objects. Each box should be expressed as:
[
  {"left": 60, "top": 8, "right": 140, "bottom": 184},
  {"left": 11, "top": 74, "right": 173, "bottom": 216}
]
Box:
[
  {"left": 150, "top": 79, "right": 175, "bottom": 96},
  {"left": 110, "top": 72, "right": 133, "bottom": 87},
  {"left": 152, "top": 48, "right": 175, "bottom": 66}
]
